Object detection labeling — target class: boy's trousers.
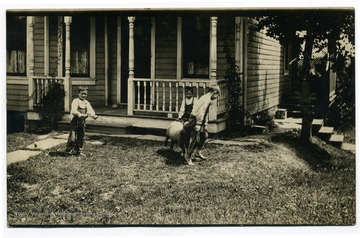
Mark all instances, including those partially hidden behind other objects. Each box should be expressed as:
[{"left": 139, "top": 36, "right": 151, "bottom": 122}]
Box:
[{"left": 65, "top": 116, "right": 86, "bottom": 153}]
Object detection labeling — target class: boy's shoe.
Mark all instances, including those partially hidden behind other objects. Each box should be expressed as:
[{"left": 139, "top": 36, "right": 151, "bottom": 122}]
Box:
[
  {"left": 66, "top": 150, "right": 77, "bottom": 156},
  {"left": 195, "top": 151, "right": 207, "bottom": 160},
  {"left": 184, "top": 152, "right": 193, "bottom": 165}
]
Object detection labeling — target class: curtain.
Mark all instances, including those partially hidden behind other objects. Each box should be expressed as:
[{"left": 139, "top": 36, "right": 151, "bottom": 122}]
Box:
[{"left": 7, "top": 50, "right": 26, "bottom": 74}]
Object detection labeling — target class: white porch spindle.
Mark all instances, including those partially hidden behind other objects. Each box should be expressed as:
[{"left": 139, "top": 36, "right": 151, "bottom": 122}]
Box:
[
  {"left": 144, "top": 81, "right": 147, "bottom": 110},
  {"left": 182, "top": 82, "right": 186, "bottom": 103},
  {"left": 156, "top": 81, "right": 159, "bottom": 111},
  {"left": 169, "top": 82, "right": 172, "bottom": 112},
  {"left": 195, "top": 83, "right": 199, "bottom": 99},
  {"left": 150, "top": 81, "right": 153, "bottom": 111},
  {"left": 162, "top": 82, "right": 165, "bottom": 111},
  {"left": 175, "top": 83, "right": 179, "bottom": 112},
  {"left": 137, "top": 81, "right": 140, "bottom": 110},
  {"left": 127, "top": 17, "right": 135, "bottom": 115},
  {"left": 36, "top": 78, "right": 40, "bottom": 104}
]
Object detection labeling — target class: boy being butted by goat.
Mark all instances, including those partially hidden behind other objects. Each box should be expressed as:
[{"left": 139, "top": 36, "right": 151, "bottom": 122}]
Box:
[
  {"left": 165, "top": 86, "right": 197, "bottom": 157},
  {"left": 165, "top": 85, "right": 220, "bottom": 165}
]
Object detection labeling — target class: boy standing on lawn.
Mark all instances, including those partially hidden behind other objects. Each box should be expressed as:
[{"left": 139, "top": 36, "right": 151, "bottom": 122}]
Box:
[
  {"left": 66, "top": 86, "right": 98, "bottom": 156},
  {"left": 184, "top": 84, "right": 220, "bottom": 165},
  {"left": 178, "top": 86, "right": 198, "bottom": 123}
]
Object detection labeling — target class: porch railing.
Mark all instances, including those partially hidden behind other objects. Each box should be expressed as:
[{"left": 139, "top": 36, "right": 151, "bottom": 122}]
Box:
[
  {"left": 131, "top": 78, "right": 229, "bottom": 120},
  {"left": 28, "top": 76, "right": 70, "bottom": 112}
]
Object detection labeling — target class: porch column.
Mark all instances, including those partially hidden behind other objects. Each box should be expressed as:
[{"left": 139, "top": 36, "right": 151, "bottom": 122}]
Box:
[
  {"left": 127, "top": 17, "right": 135, "bottom": 115},
  {"left": 242, "top": 17, "right": 248, "bottom": 115},
  {"left": 209, "top": 16, "right": 218, "bottom": 121},
  {"left": 27, "top": 16, "right": 35, "bottom": 110},
  {"left": 64, "top": 16, "right": 72, "bottom": 112}
]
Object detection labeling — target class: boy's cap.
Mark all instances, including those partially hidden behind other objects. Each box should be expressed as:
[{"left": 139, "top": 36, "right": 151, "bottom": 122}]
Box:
[
  {"left": 185, "top": 86, "right": 193, "bottom": 92},
  {"left": 209, "top": 84, "right": 221, "bottom": 94},
  {"left": 78, "top": 86, "right": 88, "bottom": 93}
]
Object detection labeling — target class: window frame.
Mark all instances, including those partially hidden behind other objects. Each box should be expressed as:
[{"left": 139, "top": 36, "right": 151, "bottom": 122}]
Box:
[
  {"left": 181, "top": 16, "right": 210, "bottom": 80},
  {"left": 6, "top": 15, "right": 27, "bottom": 77},
  {"left": 69, "top": 16, "right": 96, "bottom": 85}
]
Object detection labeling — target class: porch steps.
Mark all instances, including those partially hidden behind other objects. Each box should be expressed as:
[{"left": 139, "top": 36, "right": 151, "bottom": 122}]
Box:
[
  {"left": 318, "top": 126, "right": 334, "bottom": 141},
  {"left": 58, "top": 120, "right": 132, "bottom": 135},
  {"left": 274, "top": 117, "right": 323, "bottom": 133},
  {"left": 329, "top": 134, "right": 345, "bottom": 148}
]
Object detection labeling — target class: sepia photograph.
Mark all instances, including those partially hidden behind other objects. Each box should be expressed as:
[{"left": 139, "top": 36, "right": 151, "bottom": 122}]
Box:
[{"left": 2, "top": 0, "right": 357, "bottom": 236}]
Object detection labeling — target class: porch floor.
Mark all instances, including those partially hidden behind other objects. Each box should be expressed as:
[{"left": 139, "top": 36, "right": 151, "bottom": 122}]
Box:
[{"left": 93, "top": 105, "right": 128, "bottom": 116}]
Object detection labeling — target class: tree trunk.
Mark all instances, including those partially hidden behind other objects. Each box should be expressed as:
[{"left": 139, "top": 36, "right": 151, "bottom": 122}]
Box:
[{"left": 299, "top": 32, "right": 314, "bottom": 144}]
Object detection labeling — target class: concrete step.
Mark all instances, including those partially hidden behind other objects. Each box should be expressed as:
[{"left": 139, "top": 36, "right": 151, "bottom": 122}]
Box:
[
  {"left": 318, "top": 126, "right": 334, "bottom": 134},
  {"left": 318, "top": 126, "right": 334, "bottom": 141},
  {"left": 329, "top": 134, "right": 345, "bottom": 148},
  {"left": 341, "top": 143, "right": 356, "bottom": 153}
]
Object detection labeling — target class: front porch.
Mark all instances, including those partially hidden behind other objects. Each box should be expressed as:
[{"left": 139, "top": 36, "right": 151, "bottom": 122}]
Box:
[
  {"left": 56, "top": 105, "right": 228, "bottom": 137},
  {"left": 24, "top": 15, "right": 231, "bottom": 135},
  {"left": 28, "top": 76, "right": 229, "bottom": 135}
]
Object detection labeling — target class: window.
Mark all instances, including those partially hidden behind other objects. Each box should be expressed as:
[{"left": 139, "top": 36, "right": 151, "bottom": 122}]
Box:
[
  {"left": 7, "top": 16, "right": 27, "bottom": 76},
  {"left": 70, "top": 16, "right": 90, "bottom": 77},
  {"left": 182, "top": 17, "right": 209, "bottom": 78}
]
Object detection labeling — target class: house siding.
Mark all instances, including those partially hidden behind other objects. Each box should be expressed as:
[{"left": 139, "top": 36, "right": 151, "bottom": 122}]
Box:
[
  {"left": 154, "top": 17, "right": 181, "bottom": 113},
  {"left": 108, "top": 16, "right": 119, "bottom": 106},
  {"left": 34, "top": 17, "right": 45, "bottom": 76},
  {"left": 7, "top": 83, "right": 29, "bottom": 112},
  {"left": 49, "top": 16, "right": 60, "bottom": 76},
  {"left": 155, "top": 17, "right": 177, "bottom": 79},
  {"left": 246, "top": 18, "right": 289, "bottom": 115},
  {"left": 88, "top": 17, "right": 106, "bottom": 107}
]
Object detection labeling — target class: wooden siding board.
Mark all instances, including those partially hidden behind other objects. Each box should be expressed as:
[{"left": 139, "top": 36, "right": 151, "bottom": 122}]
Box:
[
  {"left": 7, "top": 84, "right": 29, "bottom": 112},
  {"left": 245, "top": 18, "right": 288, "bottom": 116},
  {"left": 155, "top": 18, "right": 177, "bottom": 79}
]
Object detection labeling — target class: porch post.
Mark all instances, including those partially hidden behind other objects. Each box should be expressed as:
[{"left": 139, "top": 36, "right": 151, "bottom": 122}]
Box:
[
  {"left": 28, "top": 16, "right": 35, "bottom": 110},
  {"left": 242, "top": 17, "right": 248, "bottom": 115},
  {"left": 127, "top": 17, "right": 135, "bottom": 115},
  {"left": 64, "top": 16, "right": 72, "bottom": 112},
  {"left": 209, "top": 16, "right": 218, "bottom": 121},
  {"left": 104, "top": 16, "right": 109, "bottom": 106},
  {"left": 44, "top": 16, "right": 49, "bottom": 76},
  {"left": 116, "top": 17, "right": 122, "bottom": 104}
]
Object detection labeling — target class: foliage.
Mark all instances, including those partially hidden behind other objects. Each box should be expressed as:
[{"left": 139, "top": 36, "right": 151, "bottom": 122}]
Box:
[
  {"left": 253, "top": 107, "right": 277, "bottom": 129},
  {"left": 219, "top": 18, "right": 247, "bottom": 137},
  {"left": 328, "top": 55, "right": 355, "bottom": 131},
  {"left": 36, "top": 81, "right": 66, "bottom": 132},
  {"left": 256, "top": 10, "right": 355, "bottom": 143}
]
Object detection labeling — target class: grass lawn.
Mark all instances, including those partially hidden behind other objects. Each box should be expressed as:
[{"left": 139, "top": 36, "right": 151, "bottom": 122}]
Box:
[{"left": 7, "top": 132, "right": 356, "bottom": 226}]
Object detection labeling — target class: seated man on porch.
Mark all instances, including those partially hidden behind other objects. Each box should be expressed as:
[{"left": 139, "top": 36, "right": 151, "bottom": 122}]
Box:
[
  {"left": 178, "top": 86, "right": 198, "bottom": 123},
  {"left": 184, "top": 84, "right": 220, "bottom": 165}
]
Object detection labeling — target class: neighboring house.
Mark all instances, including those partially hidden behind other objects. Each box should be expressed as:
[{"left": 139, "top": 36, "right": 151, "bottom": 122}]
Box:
[{"left": 6, "top": 10, "right": 294, "bottom": 135}]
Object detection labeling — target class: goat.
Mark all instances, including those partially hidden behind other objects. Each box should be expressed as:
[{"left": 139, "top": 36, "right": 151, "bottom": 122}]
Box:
[{"left": 164, "top": 121, "right": 188, "bottom": 156}]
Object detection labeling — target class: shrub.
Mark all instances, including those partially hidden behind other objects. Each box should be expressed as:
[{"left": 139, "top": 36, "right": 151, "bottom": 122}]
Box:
[{"left": 36, "top": 81, "right": 66, "bottom": 132}]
